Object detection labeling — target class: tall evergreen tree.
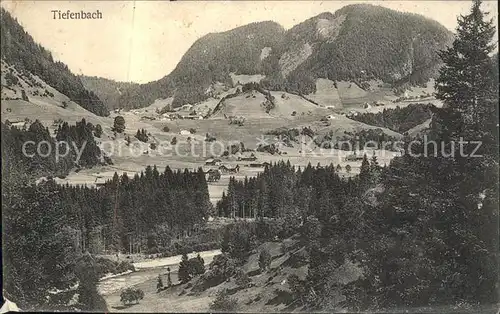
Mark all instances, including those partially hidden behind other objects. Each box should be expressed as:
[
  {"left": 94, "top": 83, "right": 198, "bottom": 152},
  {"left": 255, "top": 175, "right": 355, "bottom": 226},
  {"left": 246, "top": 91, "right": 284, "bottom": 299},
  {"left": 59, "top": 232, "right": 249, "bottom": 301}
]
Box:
[
  {"left": 178, "top": 253, "right": 191, "bottom": 283},
  {"left": 435, "top": 0, "right": 497, "bottom": 137},
  {"left": 341, "top": 1, "right": 499, "bottom": 310}
]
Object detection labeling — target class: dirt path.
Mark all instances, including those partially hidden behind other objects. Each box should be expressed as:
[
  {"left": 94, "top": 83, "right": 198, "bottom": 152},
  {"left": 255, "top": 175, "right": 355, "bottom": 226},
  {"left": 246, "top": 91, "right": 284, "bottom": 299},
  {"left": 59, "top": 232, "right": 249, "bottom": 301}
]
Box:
[{"left": 98, "top": 250, "right": 221, "bottom": 312}]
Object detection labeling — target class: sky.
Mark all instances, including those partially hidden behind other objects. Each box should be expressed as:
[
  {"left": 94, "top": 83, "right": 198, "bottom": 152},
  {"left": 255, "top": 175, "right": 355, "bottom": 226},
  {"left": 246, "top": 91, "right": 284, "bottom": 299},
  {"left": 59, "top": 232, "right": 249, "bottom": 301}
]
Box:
[{"left": 1, "top": 1, "right": 498, "bottom": 83}]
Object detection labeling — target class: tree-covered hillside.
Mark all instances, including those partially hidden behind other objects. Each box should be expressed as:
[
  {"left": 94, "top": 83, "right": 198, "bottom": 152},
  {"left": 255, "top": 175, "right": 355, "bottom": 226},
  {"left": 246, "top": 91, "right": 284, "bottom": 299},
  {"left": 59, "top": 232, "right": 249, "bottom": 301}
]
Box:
[
  {"left": 2, "top": 119, "right": 107, "bottom": 178},
  {"left": 79, "top": 75, "right": 139, "bottom": 110},
  {"left": 0, "top": 8, "right": 109, "bottom": 116},
  {"left": 269, "top": 4, "right": 454, "bottom": 94},
  {"left": 347, "top": 103, "right": 436, "bottom": 134},
  {"left": 113, "top": 21, "right": 285, "bottom": 109}
]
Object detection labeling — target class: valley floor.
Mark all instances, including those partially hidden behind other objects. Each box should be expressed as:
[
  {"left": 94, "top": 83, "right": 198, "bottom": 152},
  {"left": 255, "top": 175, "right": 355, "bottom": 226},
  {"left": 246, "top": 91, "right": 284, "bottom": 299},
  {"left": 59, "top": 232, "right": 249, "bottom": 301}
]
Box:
[{"left": 98, "top": 240, "right": 363, "bottom": 313}]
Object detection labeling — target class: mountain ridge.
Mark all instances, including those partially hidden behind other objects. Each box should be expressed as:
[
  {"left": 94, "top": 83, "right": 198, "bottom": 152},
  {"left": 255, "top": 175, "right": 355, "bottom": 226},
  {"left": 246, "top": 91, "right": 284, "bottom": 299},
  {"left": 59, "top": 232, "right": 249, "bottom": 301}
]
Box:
[{"left": 54, "top": 4, "right": 454, "bottom": 111}]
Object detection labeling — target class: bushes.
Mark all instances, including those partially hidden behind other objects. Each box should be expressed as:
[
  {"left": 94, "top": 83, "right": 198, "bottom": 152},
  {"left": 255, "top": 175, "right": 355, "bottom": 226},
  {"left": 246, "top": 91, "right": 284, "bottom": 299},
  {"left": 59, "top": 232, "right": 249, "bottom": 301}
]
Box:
[
  {"left": 221, "top": 222, "right": 257, "bottom": 264},
  {"left": 112, "top": 116, "right": 126, "bottom": 133},
  {"left": 21, "top": 89, "right": 29, "bottom": 101},
  {"left": 205, "top": 133, "right": 217, "bottom": 142},
  {"left": 191, "top": 254, "right": 205, "bottom": 275},
  {"left": 235, "top": 268, "right": 251, "bottom": 288},
  {"left": 347, "top": 103, "right": 435, "bottom": 133},
  {"left": 192, "top": 254, "right": 236, "bottom": 292},
  {"left": 163, "top": 126, "right": 170, "bottom": 132},
  {"left": 266, "top": 127, "right": 300, "bottom": 142},
  {"left": 258, "top": 249, "right": 272, "bottom": 272},
  {"left": 345, "top": 165, "right": 352, "bottom": 173},
  {"left": 135, "top": 129, "right": 149, "bottom": 142},
  {"left": 178, "top": 253, "right": 206, "bottom": 283},
  {"left": 261, "top": 99, "right": 275, "bottom": 113},
  {"left": 288, "top": 274, "right": 307, "bottom": 305},
  {"left": 256, "top": 143, "right": 278, "bottom": 155},
  {"left": 120, "top": 288, "right": 144, "bottom": 305},
  {"left": 301, "top": 216, "right": 322, "bottom": 241},
  {"left": 94, "top": 124, "right": 103, "bottom": 138},
  {"left": 210, "top": 289, "right": 238, "bottom": 311},
  {"left": 178, "top": 254, "right": 191, "bottom": 283},
  {"left": 229, "top": 116, "right": 245, "bottom": 126},
  {"left": 4, "top": 71, "right": 18, "bottom": 86},
  {"left": 157, "top": 275, "right": 164, "bottom": 292},
  {"left": 95, "top": 258, "right": 135, "bottom": 278},
  {"left": 116, "top": 261, "right": 135, "bottom": 274},
  {"left": 301, "top": 126, "right": 315, "bottom": 138}
]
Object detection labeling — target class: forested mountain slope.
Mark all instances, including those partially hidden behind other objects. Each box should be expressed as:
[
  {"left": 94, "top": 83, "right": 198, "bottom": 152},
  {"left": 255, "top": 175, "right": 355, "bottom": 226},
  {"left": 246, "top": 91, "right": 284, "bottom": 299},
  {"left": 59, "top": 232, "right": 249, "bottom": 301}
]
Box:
[
  {"left": 89, "top": 5, "right": 452, "bottom": 110},
  {"left": 0, "top": 8, "right": 109, "bottom": 116}
]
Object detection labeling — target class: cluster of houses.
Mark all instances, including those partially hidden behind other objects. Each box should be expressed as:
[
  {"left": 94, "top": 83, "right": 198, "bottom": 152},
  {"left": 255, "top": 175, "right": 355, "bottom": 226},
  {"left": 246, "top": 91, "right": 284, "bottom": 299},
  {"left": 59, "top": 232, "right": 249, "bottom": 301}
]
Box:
[
  {"left": 344, "top": 152, "right": 365, "bottom": 161},
  {"left": 125, "top": 103, "right": 208, "bottom": 121},
  {"left": 159, "top": 112, "right": 205, "bottom": 121},
  {"left": 203, "top": 155, "right": 271, "bottom": 182}
]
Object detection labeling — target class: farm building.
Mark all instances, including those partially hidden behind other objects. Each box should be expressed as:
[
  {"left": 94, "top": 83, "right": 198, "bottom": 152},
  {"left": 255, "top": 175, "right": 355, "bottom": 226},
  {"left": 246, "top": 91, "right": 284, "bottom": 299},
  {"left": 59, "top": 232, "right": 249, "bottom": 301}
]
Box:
[
  {"left": 219, "top": 164, "right": 240, "bottom": 173},
  {"left": 94, "top": 177, "right": 107, "bottom": 188},
  {"left": 344, "top": 153, "right": 364, "bottom": 161},
  {"left": 9, "top": 120, "right": 26, "bottom": 128},
  {"left": 238, "top": 154, "right": 257, "bottom": 161},
  {"left": 205, "top": 158, "right": 222, "bottom": 166}
]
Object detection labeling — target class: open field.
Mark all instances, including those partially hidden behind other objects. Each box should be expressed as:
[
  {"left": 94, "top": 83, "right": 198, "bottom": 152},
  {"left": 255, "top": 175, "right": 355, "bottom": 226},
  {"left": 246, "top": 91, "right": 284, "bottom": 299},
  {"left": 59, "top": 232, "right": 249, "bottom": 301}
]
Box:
[{"left": 1, "top": 67, "right": 420, "bottom": 203}]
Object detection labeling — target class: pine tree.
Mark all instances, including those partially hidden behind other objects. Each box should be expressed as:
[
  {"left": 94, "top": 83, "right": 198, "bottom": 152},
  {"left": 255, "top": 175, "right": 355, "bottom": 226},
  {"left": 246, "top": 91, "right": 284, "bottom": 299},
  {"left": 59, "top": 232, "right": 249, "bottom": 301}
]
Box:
[
  {"left": 435, "top": 0, "right": 497, "bottom": 137},
  {"left": 157, "top": 275, "right": 164, "bottom": 292},
  {"left": 76, "top": 252, "right": 107, "bottom": 311},
  {"left": 178, "top": 253, "right": 191, "bottom": 283},
  {"left": 345, "top": 164, "right": 352, "bottom": 173},
  {"left": 112, "top": 116, "right": 126, "bottom": 133},
  {"left": 343, "top": 1, "right": 499, "bottom": 310},
  {"left": 258, "top": 249, "right": 271, "bottom": 272},
  {"left": 432, "top": 0, "right": 499, "bottom": 305},
  {"left": 166, "top": 267, "right": 172, "bottom": 287},
  {"left": 359, "top": 154, "right": 371, "bottom": 185}
]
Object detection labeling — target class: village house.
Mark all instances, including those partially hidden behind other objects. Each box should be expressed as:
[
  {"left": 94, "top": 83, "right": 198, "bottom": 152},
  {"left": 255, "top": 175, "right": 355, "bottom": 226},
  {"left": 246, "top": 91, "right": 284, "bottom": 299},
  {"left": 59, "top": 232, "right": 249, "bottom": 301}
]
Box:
[
  {"left": 9, "top": 120, "right": 26, "bottom": 128},
  {"left": 344, "top": 153, "right": 364, "bottom": 161},
  {"left": 181, "top": 104, "right": 193, "bottom": 111},
  {"left": 205, "top": 158, "right": 222, "bottom": 166},
  {"left": 238, "top": 153, "right": 257, "bottom": 161},
  {"left": 94, "top": 176, "right": 107, "bottom": 188},
  {"left": 219, "top": 164, "right": 240, "bottom": 174}
]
